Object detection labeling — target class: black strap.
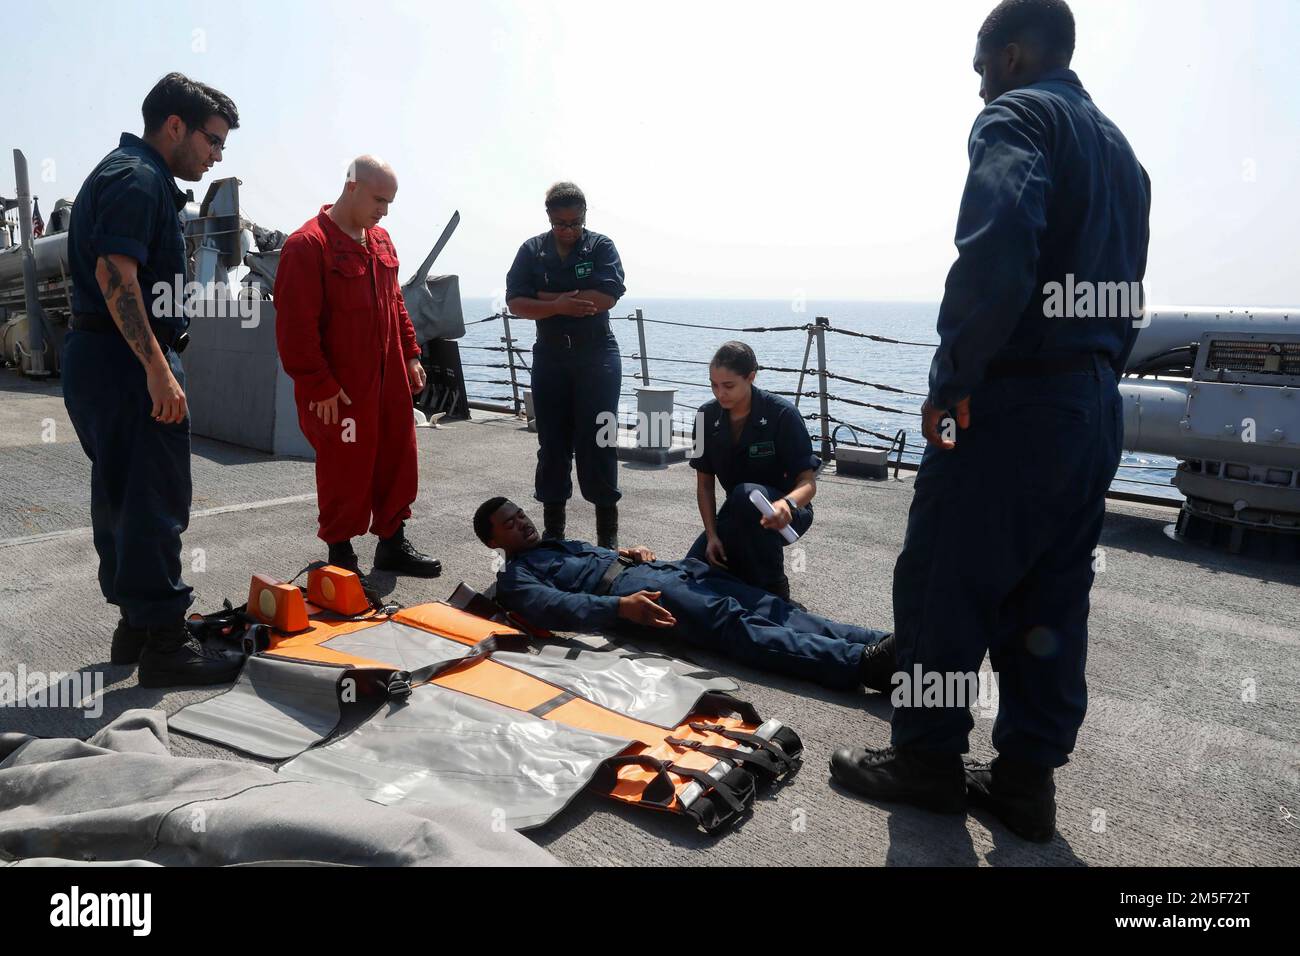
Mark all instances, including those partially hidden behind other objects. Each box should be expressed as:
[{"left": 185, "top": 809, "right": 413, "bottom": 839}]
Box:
[
  {"left": 985, "top": 351, "right": 1104, "bottom": 379},
  {"left": 689, "top": 722, "right": 797, "bottom": 769},
  {"left": 388, "top": 633, "right": 531, "bottom": 699},
  {"left": 288, "top": 561, "right": 400, "bottom": 621},
  {"left": 593, "top": 555, "right": 635, "bottom": 596},
  {"left": 187, "top": 599, "right": 254, "bottom": 645},
  {"left": 448, "top": 581, "right": 552, "bottom": 639},
  {"left": 447, "top": 582, "right": 515, "bottom": 626},
  {"left": 242, "top": 623, "right": 271, "bottom": 655},
  {"left": 666, "top": 762, "right": 746, "bottom": 814},
  {"left": 285, "top": 561, "right": 320, "bottom": 584},
  {"left": 666, "top": 737, "right": 784, "bottom": 777},
  {"left": 591, "top": 754, "right": 676, "bottom": 808},
  {"left": 692, "top": 691, "right": 762, "bottom": 726}
]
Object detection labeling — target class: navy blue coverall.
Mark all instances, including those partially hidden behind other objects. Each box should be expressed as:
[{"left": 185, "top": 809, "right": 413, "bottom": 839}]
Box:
[
  {"left": 505, "top": 230, "right": 626, "bottom": 507},
  {"left": 497, "top": 539, "right": 887, "bottom": 690},
  {"left": 892, "top": 69, "right": 1151, "bottom": 767},
  {"left": 686, "top": 386, "right": 819, "bottom": 592},
  {"left": 63, "top": 133, "right": 194, "bottom": 629}
]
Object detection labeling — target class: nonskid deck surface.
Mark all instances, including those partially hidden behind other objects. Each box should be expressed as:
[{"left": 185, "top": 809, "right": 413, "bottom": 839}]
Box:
[{"left": 2, "top": 373, "right": 1297, "bottom": 867}]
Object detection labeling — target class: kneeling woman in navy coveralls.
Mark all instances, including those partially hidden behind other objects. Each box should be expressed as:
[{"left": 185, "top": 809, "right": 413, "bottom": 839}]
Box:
[
  {"left": 505, "top": 182, "right": 626, "bottom": 548},
  {"left": 687, "top": 342, "right": 819, "bottom": 600}
]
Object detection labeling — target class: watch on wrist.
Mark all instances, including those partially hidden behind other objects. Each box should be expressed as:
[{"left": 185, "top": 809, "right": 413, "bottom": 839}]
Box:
[{"left": 783, "top": 496, "right": 798, "bottom": 515}]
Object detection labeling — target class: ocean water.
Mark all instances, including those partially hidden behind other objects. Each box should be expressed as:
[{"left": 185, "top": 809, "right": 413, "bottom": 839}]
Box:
[{"left": 457, "top": 297, "right": 1181, "bottom": 500}]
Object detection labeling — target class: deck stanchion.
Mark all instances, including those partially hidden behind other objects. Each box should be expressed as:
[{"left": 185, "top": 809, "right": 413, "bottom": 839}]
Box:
[
  {"left": 814, "top": 316, "right": 832, "bottom": 463},
  {"left": 635, "top": 308, "right": 651, "bottom": 386},
  {"left": 794, "top": 325, "right": 815, "bottom": 411},
  {"left": 501, "top": 312, "right": 522, "bottom": 416}
]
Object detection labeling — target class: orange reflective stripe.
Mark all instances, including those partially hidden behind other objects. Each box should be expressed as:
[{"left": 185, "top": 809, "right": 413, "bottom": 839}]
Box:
[
  {"left": 264, "top": 615, "right": 392, "bottom": 668},
  {"left": 432, "top": 657, "right": 568, "bottom": 713},
  {"left": 394, "top": 603, "right": 524, "bottom": 646},
  {"left": 251, "top": 596, "right": 770, "bottom": 817}
]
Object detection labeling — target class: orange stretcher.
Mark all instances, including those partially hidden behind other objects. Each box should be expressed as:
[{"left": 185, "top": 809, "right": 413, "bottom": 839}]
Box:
[{"left": 188, "top": 564, "right": 802, "bottom": 832}]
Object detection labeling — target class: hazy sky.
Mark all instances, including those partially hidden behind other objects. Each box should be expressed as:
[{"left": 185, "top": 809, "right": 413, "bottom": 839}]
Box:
[{"left": 5, "top": 0, "right": 1298, "bottom": 306}]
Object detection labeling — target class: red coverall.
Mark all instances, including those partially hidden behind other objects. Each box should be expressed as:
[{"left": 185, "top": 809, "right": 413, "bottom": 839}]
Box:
[{"left": 274, "top": 206, "right": 421, "bottom": 544}]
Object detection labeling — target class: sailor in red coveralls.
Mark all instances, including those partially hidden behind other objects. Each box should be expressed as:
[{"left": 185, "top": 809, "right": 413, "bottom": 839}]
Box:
[{"left": 274, "top": 155, "right": 441, "bottom": 578}]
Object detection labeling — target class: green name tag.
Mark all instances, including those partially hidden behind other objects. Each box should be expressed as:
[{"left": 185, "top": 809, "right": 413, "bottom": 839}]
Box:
[
  {"left": 749, "top": 441, "right": 776, "bottom": 458},
  {"left": 575, "top": 261, "right": 594, "bottom": 279}
]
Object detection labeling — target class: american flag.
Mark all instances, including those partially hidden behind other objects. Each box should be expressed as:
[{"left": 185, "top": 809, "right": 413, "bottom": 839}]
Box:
[{"left": 32, "top": 198, "right": 44, "bottom": 239}]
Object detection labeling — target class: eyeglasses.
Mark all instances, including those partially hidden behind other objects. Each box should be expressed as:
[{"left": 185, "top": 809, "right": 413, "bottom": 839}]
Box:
[
  {"left": 549, "top": 217, "right": 584, "bottom": 231},
  {"left": 192, "top": 126, "right": 226, "bottom": 155}
]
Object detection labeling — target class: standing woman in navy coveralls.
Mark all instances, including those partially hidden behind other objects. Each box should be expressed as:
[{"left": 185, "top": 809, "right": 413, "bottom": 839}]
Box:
[
  {"left": 505, "top": 183, "right": 627, "bottom": 548},
  {"left": 687, "top": 342, "right": 819, "bottom": 600}
]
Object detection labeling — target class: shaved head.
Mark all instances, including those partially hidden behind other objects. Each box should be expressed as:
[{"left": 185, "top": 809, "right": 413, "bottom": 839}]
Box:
[
  {"left": 347, "top": 154, "right": 397, "bottom": 188},
  {"left": 332, "top": 154, "right": 398, "bottom": 233}
]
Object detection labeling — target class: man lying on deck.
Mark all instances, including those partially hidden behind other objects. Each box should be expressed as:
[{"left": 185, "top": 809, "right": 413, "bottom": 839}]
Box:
[{"left": 473, "top": 497, "right": 895, "bottom": 692}]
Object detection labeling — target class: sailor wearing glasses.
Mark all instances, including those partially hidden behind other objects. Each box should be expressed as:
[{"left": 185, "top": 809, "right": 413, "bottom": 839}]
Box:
[
  {"left": 505, "top": 182, "right": 627, "bottom": 548},
  {"left": 63, "top": 73, "right": 243, "bottom": 687}
]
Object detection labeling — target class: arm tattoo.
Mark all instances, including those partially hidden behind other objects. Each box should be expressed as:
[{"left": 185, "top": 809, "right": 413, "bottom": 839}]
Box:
[{"left": 103, "top": 257, "right": 156, "bottom": 364}]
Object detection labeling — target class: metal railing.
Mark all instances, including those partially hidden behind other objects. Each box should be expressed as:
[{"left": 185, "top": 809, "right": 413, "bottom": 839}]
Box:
[
  {"left": 455, "top": 308, "right": 1180, "bottom": 488},
  {"left": 458, "top": 309, "right": 938, "bottom": 470}
]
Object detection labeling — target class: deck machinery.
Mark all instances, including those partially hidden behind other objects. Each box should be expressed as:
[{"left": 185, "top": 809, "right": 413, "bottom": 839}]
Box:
[{"left": 1121, "top": 308, "right": 1299, "bottom": 559}]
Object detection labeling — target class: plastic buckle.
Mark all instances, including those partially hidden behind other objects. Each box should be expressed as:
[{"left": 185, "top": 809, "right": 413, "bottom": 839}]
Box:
[{"left": 387, "top": 670, "right": 413, "bottom": 700}]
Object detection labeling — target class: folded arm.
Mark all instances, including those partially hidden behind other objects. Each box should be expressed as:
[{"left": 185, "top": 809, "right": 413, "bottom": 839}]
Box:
[{"left": 537, "top": 289, "right": 618, "bottom": 310}]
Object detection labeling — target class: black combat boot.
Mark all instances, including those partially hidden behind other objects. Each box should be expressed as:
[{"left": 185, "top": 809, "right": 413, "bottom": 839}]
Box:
[
  {"left": 595, "top": 503, "right": 618, "bottom": 549},
  {"left": 110, "top": 617, "right": 149, "bottom": 666},
  {"left": 374, "top": 523, "right": 442, "bottom": 578},
  {"left": 829, "top": 745, "right": 966, "bottom": 813},
  {"left": 327, "top": 539, "right": 360, "bottom": 575},
  {"left": 857, "top": 633, "right": 897, "bottom": 694},
  {"left": 542, "top": 503, "right": 566, "bottom": 541},
  {"left": 965, "top": 755, "right": 1057, "bottom": 842},
  {"left": 137, "top": 623, "right": 244, "bottom": 688}
]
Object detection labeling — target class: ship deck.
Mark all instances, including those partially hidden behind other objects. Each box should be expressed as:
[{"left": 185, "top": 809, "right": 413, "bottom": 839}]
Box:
[{"left": 2, "top": 372, "right": 1297, "bottom": 867}]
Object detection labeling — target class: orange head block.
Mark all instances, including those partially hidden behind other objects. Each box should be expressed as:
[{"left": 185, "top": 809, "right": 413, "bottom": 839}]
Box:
[
  {"left": 248, "top": 574, "right": 310, "bottom": 632},
  {"left": 307, "top": 565, "right": 371, "bottom": 616}
]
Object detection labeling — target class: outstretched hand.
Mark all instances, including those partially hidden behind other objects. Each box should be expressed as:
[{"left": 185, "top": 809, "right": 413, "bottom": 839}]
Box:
[{"left": 618, "top": 590, "right": 676, "bottom": 629}]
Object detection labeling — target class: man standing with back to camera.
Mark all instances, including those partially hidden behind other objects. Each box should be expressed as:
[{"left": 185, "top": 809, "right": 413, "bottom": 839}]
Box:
[{"left": 831, "top": 0, "right": 1151, "bottom": 842}]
